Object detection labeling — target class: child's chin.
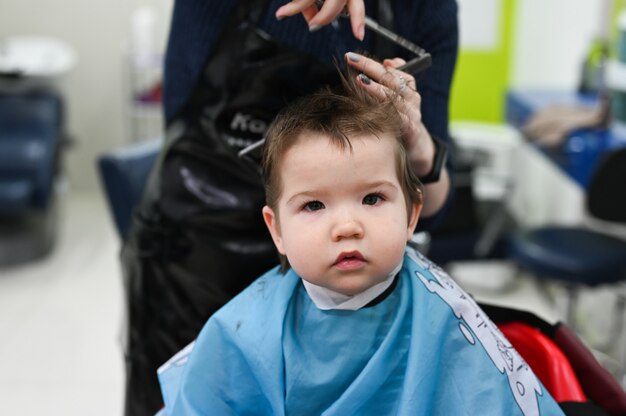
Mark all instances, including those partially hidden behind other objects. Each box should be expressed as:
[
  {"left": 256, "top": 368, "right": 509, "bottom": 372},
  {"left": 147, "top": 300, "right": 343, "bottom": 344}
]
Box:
[{"left": 335, "top": 278, "right": 383, "bottom": 296}]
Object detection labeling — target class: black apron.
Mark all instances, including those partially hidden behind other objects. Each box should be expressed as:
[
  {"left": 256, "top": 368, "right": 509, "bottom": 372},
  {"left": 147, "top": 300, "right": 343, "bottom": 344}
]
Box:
[{"left": 120, "top": 2, "right": 342, "bottom": 414}]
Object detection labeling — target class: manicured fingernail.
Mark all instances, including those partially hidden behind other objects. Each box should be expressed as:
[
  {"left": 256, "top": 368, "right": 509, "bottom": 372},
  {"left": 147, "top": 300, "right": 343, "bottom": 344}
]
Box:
[
  {"left": 358, "top": 24, "right": 365, "bottom": 41},
  {"left": 358, "top": 74, "right": 371, "bottom": 85},
  {"left": 276, "top": 13, "right": 285, "bottom": 21},
  {"left": 346, "top": 52, "right": 361, "bottom": 62},
  {"left": 309, "top": 24, "right": 321, "bottom": 32}
]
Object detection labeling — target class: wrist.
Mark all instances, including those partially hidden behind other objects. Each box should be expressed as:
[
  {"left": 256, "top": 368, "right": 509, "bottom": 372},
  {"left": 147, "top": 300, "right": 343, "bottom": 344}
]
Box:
[
  {"left": 413, "top": 135, "right": 448, "bottom": 184},
  {"left": 410, "top": 131, "right": 435, "bottom": 177}
]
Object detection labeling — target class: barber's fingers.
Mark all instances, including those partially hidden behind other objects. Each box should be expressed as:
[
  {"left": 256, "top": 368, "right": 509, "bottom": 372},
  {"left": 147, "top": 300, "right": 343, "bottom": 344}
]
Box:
[
  {"left": 346, "top": 53, "right": 417, "bottom": 99},
  {"left": 275, "top": 0, "right": 319, "bottom": 22},
  {"left": 275, "top": 0, "right": 365, "bottom": 40},
  {"left": 300, "top": 6, "right": 320, "bottom": 23},
  {"left": 308, "top": 0, "right": 347, "bottom": 25},
  {"left": 347, "top": 52, "right": 424, "bottom": 145},
  {"left": 356, "top": 67, "right": 424, "bottom": 148},
  {"left": 383, "top": 58, "right": 418, "bottom": 90}
]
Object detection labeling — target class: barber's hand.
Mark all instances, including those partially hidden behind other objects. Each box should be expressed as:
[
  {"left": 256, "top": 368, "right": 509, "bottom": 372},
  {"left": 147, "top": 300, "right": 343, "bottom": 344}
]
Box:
[
  {"left": 276, "top": 0, "right": 365, "bottom": 40},
  {"left": 346, "top": 51, "right": 451, "bottom": 216},
  {"left": 345, "top": 52, "right": 434, "bottom": 177}
]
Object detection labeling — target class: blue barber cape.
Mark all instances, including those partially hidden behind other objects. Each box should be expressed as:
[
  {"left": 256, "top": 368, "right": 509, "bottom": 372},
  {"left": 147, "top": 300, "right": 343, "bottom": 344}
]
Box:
[{"left": 158, "top": 247, "right": 564, "bottom": 415}]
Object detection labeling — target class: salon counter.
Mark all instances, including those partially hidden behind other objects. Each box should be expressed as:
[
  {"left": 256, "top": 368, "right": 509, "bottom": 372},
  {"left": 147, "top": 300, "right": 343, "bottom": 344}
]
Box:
[
  {"left": 501, "top": 90, "right": 626, "bottom": 229},
  {"left": 505, "top": 89, "right": 626, "bottom": 188}
]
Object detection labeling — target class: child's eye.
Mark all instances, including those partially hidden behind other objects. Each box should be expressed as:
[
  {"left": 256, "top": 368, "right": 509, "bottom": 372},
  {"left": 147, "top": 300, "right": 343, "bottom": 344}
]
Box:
[
  {"left": 363, "top": 193, "right": 384, "bottom": 206},
  {"left": 303, "top": 200, "right": 325, "bottom": 211}
]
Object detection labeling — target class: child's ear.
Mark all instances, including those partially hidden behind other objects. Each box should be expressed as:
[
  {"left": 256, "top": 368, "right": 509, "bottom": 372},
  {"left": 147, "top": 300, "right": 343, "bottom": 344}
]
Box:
[
  {"left": 262, "top": 206, "right": 286, "bottom": 255},
  {"left": 406, "top": 202, "right": 422, "bottom": 240}
]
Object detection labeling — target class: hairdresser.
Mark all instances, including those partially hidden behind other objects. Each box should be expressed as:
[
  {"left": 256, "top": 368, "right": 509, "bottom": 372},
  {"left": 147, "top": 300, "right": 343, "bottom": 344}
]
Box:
[{"left": 121, "top": 0, "right": 458, "bottom": 414}]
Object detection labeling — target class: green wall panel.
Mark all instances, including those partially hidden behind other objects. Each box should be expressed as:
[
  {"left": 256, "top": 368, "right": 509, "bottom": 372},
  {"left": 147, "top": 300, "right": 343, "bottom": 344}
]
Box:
[{"left": 450, "top": 0, "right": 516, "bottom": 122}]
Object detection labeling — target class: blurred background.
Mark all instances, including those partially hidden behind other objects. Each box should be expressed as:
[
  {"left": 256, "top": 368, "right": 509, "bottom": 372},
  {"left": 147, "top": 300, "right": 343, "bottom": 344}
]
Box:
[{"left": 1, "top": 0, "right": 626, "bottom": 414}]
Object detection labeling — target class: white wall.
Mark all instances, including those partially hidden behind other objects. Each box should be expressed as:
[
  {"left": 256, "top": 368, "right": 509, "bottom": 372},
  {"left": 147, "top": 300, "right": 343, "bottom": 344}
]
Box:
[
  {"left": 511, "top": 0, "right": 610, "bottom": 89},
  {"left": 0, "top": 0, "right": 172, "bottom": 192}
]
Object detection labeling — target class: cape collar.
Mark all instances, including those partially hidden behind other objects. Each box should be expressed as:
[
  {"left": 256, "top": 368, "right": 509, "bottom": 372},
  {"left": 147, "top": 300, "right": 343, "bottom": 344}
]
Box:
[{"left": 301, "top": 262, "right": 403, "bottom": 310}]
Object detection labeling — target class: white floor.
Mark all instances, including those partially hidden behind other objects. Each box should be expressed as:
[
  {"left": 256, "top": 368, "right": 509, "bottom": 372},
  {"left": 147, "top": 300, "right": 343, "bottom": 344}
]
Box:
[
  {"left": 0, "top": 191, "right": 623, "bottom": 415},
  {"left": 0, "top": 192, "right": 125, "bottom": 415}
]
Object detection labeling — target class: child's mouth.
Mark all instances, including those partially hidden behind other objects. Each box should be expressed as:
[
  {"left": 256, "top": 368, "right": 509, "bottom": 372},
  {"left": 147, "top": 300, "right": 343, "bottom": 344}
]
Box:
[{"left": 334, "top": 251, "right": 366, "bottom": 270}]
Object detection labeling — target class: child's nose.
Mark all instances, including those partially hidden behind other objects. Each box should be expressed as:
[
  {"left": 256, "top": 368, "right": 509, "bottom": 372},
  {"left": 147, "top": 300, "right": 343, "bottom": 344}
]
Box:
[{"left": 331, "top": 214, "right": 364, "bottom": 241}]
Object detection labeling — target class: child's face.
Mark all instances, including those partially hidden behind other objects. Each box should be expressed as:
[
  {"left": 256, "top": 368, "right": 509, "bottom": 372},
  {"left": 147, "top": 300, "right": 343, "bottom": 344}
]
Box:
[{"left": 263, "top": 133, "right": 421, "bottom": 296}]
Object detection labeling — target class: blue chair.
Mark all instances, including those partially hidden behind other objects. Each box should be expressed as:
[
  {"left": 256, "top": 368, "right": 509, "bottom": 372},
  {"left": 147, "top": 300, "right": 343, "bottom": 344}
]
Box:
[
  {"left": 0, "top": 87, "right": 66, "bottom": 266},
  {"left": 97, "top": 138, "right": 162, "bottom": 240},
  {"left": 0, "top": 88, "right": 63, "bottom": 214},
  {"left": 507, "top": 147, "right": 626, "bottom": 361}
]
